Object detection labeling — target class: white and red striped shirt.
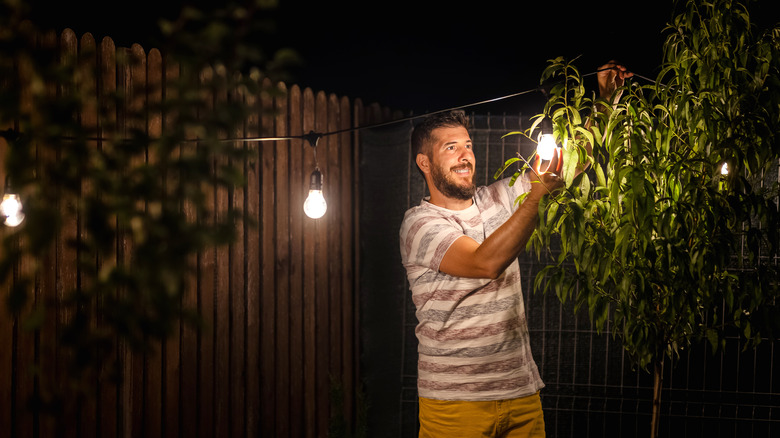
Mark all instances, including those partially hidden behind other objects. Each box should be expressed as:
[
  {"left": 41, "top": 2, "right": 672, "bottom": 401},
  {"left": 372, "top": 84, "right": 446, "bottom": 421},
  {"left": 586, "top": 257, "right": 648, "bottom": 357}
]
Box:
[{"left": 400, "top": 175, "right": 544, "bottom": 401}]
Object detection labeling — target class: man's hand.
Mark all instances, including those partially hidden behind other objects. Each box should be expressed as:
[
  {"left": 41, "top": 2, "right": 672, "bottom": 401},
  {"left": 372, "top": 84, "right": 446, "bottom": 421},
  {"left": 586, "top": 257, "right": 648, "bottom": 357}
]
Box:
[
  {"left": 437, "top": 171, "right": 564, "bottom": 280},
  {"left": 597, "top": 60, "right": 633, "bottom": 102},
  {"left": 528, "top": 169, "right": 564, "bottom": 200}
]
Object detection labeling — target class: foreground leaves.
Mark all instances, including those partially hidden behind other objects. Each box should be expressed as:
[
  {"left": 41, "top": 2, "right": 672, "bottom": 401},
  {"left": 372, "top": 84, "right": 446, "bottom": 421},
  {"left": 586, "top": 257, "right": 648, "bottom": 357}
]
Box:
[{"left": 508, "top": 0, "right": 780, "bottom": 371}]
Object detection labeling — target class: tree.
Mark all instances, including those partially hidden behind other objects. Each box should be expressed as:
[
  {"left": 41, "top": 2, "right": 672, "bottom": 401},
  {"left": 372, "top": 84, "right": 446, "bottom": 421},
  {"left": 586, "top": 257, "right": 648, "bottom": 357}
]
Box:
[
  {"left": 0, "top": 0, "right": 296, "bottom": 409},
  {"left": 501, "top": 1, "right": 780, "bottom": 436}
]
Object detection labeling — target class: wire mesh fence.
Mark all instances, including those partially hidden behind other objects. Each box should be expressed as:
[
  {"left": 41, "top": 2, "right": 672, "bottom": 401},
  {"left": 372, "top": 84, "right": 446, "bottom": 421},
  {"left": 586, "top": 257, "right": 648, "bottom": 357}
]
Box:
[{"left": 391, "top": 112, "right": 780, "bottom": 438}]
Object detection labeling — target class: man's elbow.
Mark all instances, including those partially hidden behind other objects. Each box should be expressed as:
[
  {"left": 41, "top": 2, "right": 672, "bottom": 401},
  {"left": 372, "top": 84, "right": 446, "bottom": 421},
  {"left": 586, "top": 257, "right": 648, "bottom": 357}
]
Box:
[{"left": 480, "top": 263, "right": 508, "bottom": 280}]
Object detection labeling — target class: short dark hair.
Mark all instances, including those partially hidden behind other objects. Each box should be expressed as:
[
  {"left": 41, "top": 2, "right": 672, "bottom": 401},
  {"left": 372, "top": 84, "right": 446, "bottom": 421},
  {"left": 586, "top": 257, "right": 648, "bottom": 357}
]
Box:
[{"left": 411, "top": 110, "right": 470, "bottom": 157}]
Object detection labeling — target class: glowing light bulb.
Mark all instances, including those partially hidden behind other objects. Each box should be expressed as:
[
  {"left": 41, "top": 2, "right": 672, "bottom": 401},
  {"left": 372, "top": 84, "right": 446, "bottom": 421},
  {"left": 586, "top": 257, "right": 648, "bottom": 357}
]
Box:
[
  {"left": 537, "top": 134, "right": 557, "bottom": 161},
  {"left": 304, "top": 190, "right": 327, "bottom": 219},
  {"left": 1, "top": 193, "right": 24, "bottom": 227},
  {"left": 4, "top": 211, "right": 24, "bottom": 227},
  {"left": 303, "top": 168, "right": 327, "bottom": 219},
  {"left": 720, "top": 162, "right": 729, "bottom": 175},
  {"left": 1, "top": 194, "right": 21, "bottom": 216}
]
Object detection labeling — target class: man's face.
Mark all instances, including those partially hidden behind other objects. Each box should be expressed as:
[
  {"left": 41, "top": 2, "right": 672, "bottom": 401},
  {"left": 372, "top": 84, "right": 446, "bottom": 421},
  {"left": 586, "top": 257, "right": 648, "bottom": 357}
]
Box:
[{"left": 428, "top": 126, "right": 476, "bottom": 200}]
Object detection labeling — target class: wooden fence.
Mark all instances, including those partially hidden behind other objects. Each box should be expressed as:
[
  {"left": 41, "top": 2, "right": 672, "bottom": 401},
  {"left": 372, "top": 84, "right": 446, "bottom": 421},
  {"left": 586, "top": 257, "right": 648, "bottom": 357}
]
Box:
[{"left": 0, "top": 29, "right": 396, "bottom": 438}]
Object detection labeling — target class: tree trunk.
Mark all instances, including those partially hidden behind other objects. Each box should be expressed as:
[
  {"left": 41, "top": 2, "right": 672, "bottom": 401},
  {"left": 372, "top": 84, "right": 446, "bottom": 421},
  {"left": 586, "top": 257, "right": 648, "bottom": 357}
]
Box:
[{"left": 650, "top": 356, "right": 664, "bottom": 438}]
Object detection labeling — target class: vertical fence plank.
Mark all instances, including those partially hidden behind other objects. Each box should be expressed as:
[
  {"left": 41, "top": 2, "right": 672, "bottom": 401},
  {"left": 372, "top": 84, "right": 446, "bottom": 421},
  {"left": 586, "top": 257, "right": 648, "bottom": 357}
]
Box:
[
  {"left": 178, "top": 58, "right": 199, "bottom": 438},
  {"left": 314, "top": 90, "right": 330, "bottom": 436},
  {"left": 351, "top": 98, "right": 365, "bottom": 431},
  {"left": 339, "top": 95, "right": 355, "bottom": 427},
  {"left": 35, "top": 28, "right": 60, "bottom": 438},
  {"left": 213, "top": 67, "right": 231, "bottom": 438},
  {"left": 162, "top": 55, "right": 181, "bottom": 438},
  {"left": 57, "top": 28, "right": 82, "bottom": 438},
  {"left": 274, "top": 79, "right": 292, "bottom": 438},
  {"left": 145, "top": 47, "right": 164, "bottom": 438},
  {"left": 125, "top": 42, "right": 148, "bottom": 438},
  {"left": 14, "top": 29, "right": 37, "bottom": 438},
  {"left": 260, "top": 75, "right": 277, "bottom": 437},
  {"left": 0, "top": 37, "right": 11, "bottom": 438},
  {"left": 288, "top": 84, "right": 306, "bottom": 438},
  {"left": 326, "top": 93, "right": 344, "bottom": 434},
  {"left": 97, "top": 35, "right": 119, "bottom": 438},
  {"left": 77, "top": 30, "right": 99, "bottom": 438},
  {"left": 197, "top": 66, "right": 216, "bottom": 438},
  {"left": 229, "top": 72, "right": 247, "bottom": 438},
  {"left": 302, "top": 87, "right": 317, "bottom": 438},
  {"left": 244, "top": 72, "right": 261, "bottom": 438}
]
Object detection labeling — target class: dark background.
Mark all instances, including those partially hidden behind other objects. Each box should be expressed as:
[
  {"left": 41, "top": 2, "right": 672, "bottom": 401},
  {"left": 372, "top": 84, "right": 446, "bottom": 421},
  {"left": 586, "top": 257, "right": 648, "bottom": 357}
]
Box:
[
  {"left": 28, "top": 0, "right": 780, "bottom": 113},
  {"left": 19, "top": 1, "right": 780, "bottom": 436},
  {"left": 28, "top": 0, "right": 682, "bottom": 113}
]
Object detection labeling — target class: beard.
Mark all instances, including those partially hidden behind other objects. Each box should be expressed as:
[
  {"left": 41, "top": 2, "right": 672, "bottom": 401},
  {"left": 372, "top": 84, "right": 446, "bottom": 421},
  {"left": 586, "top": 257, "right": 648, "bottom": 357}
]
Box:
[{"left": 430, "top": 161, "right": 476, "bottom": 201}]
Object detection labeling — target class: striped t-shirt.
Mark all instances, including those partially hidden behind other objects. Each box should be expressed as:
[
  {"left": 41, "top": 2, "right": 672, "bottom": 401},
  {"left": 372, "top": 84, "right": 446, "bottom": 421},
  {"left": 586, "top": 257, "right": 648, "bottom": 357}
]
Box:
[{"left": 399, "top": 175, "right": 544, "bottom": 401}]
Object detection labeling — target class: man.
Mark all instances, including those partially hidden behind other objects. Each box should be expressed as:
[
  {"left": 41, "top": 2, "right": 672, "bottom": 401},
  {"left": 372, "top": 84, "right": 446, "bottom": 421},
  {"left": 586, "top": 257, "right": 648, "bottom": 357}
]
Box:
[{"left": 399, "top": 62, "right": 631, "bottom": 437}]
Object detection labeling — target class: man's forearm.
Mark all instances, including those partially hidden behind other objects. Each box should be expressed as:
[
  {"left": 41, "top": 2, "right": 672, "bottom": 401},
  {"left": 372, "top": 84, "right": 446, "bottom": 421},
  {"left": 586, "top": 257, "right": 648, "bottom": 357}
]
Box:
[{"left": 471, "top": 188, "right": 544, "bottom": 278}]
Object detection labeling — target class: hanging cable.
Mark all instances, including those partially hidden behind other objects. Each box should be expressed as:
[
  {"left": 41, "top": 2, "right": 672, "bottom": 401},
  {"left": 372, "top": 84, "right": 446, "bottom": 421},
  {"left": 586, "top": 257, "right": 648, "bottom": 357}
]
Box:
[
  {"left": 229, "top": 66, "right": 653, "bottom": 145},
  {"left": 39, "top": 66, "right": 652, "bottom": 147},
  {"left": 2, "top": 66, "right": 651, "bottom": 219}
]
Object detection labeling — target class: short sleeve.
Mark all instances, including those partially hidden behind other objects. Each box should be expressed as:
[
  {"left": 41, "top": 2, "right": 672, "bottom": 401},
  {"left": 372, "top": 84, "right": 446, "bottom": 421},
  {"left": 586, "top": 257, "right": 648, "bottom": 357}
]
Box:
[
  {"left": 399, "top": 207, "right": 464, "bottom": 274},
  {"left": 488, "top": 174, "right": 532, "bottom": 213}
]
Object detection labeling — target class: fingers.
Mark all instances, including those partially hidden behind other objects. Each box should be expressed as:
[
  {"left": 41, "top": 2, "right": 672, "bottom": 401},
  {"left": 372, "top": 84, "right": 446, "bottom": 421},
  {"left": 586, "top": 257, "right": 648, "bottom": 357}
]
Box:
[
  {"left": 540, "top": 172, "right": 565, "bottom": 193},
  {"left": 598, "top": 60, "right": 633, "bottom": 78},
  {"left": 597, "top": 60, "right": 633, "bottom": 99}
]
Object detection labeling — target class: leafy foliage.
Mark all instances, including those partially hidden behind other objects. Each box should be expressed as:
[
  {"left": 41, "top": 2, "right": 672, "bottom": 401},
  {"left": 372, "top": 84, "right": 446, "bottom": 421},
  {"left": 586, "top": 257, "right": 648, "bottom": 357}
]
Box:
[
  {"left": 507, "top": 0, "right": 780, "bottom": 372},
  {"left": 0, "top": 0, "right": 296, "bottom": 389}
]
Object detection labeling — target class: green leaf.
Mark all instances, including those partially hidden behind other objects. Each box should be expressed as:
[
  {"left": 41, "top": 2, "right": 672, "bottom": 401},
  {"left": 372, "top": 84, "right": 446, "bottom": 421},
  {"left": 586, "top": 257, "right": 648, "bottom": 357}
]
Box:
[
  {"left": 580, "top": 173, "right": 591, "bottom": 200},
  {"left": 595, "top": 164, "right": 607, "bottom": 188},
  {"left": 494, "top": 157, "right": 522, "bottom": 180},
  {"left": 546, "top": 201, "right": 560, "bottom": 229},
  {"left": 562, "top": 145, "right": 578, "bottom": 186}
]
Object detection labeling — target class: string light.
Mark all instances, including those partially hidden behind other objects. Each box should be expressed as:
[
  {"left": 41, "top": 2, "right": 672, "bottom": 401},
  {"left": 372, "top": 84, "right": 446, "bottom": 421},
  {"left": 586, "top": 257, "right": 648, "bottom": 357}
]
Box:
[
  {"left": 1, "top": 67, "right": 649, "bottom": 220},
  {"left": 45, "top": 66, "right": 646, "bottom": 148},
  {"left": 534, "top": 117, "right": 561, "bottom": 175},
  {"left": 303, "top": 132, "right": 327, "bottom": 219},
  {"left": 537, "top": 134, "right": 557, "bottom": 161},
  {"left": 1, "top": 193, "right": 24, "bottom": 227},
  {"left": 303, "top": 167, "right": 327, "bottom": 219}
]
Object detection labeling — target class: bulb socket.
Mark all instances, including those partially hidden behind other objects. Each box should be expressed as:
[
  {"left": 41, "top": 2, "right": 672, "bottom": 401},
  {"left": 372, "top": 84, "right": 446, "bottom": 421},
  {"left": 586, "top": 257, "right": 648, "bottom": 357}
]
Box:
[{"left": 309, "top": 168, "right": 323, "bottom": 190}]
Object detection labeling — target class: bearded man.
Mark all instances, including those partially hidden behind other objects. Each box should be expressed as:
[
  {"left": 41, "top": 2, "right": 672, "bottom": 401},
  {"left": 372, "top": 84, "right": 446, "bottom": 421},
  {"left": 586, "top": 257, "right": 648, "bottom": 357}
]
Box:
[{"left": 399, "top": 62, "right": 631, "bottom": 437}]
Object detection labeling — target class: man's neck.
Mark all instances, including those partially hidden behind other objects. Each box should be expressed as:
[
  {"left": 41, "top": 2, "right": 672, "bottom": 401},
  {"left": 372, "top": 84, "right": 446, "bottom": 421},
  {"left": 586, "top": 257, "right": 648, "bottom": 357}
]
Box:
[{"left": 428, "top": 192, "right": 474, "bottom": 210}]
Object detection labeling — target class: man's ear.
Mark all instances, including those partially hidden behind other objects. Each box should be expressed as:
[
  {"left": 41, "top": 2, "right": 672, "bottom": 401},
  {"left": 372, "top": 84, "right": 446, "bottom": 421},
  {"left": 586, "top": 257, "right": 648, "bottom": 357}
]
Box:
[{"left": 416, "top": 153, "right": 430, "bottom": 174}]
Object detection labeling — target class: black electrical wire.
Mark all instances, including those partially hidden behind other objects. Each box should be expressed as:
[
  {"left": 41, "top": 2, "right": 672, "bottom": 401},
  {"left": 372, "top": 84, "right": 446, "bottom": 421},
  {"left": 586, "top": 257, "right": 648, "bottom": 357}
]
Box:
[
  {"left": 1, "top": 67, "right": 653, "bottom": 147},
  {"left": 250, "top": 66, "right": 655, "bottom": 147}
]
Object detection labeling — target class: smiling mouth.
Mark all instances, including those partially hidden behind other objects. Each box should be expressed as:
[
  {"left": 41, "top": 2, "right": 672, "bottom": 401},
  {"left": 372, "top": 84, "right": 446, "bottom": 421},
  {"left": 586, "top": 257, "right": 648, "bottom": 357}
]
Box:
[{"left": 452, "top": 164, "right": 473, "bottom": 175}]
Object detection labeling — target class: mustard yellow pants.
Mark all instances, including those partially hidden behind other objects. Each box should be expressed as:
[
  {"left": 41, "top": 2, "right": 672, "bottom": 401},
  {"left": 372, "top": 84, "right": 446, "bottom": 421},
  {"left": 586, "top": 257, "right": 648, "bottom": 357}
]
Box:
[{"left": 418, "top": 392, "right": 545, "bottom": 438}]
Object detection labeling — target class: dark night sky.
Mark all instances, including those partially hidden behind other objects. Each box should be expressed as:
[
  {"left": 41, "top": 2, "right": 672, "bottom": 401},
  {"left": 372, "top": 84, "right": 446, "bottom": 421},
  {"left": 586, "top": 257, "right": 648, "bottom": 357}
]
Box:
[
  {"left": 273, "top": 0, "right": 673, "bottom": 113},
  {"left": 25, "top": 0, "right": 780, "bottom": 114}
]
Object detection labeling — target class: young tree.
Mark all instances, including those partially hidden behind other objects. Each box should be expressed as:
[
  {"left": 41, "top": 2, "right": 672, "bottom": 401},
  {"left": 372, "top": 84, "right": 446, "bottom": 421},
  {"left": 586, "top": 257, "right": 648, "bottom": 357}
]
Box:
[{"left": 502, "top": 1, "right": 780, "bottom": 436}]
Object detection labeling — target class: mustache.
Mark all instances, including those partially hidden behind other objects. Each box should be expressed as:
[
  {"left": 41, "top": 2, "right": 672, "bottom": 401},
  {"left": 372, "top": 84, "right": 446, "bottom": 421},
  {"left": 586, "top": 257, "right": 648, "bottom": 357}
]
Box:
[{"left": 451, "top": 162, "right": 473, "bottom": 172}]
